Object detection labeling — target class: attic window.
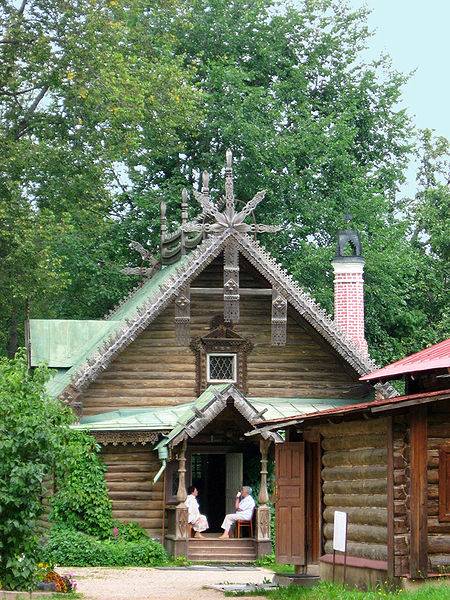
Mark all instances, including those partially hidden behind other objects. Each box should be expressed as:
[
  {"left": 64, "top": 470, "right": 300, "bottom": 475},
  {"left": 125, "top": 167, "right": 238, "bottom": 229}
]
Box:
[{"left": 207, "top": 353, "right": 236, "bottom": 383}]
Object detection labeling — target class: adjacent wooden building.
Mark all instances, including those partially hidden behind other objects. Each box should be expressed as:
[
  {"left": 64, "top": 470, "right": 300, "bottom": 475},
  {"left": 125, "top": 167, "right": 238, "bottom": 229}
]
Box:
[
  {"left": 27, "top": 151, "right": 393, "bottom": 561},
  {"left": 253, "top": 338, "right": 450, "bottom": 586}
]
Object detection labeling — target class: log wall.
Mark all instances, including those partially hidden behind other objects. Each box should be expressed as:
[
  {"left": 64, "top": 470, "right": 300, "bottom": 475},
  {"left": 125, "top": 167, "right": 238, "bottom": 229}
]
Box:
[
  {"left": 312, "top": 418, "right": 389, "bottom": 561},
  {"left": 81, "top": 256, "right": 367, "bottom": 415},
  {"left": 101, "top": 445, "right": 164, "bottom": 539},
  {"left": 427, "top": 403, "right": 450, "bottom": 571},
  {"left": 392, "top": 415, "right": 409, "bottom": 576}
]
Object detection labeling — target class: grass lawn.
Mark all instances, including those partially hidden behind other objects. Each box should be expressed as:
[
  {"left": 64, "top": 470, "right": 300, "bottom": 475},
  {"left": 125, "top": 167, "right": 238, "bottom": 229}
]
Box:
[{"left": 226, "top": 581, "right": 450, "bottom": 599}]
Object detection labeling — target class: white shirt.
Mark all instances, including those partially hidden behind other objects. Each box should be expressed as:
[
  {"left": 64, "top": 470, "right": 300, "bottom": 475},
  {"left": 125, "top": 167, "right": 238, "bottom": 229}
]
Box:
[
  {"left": 237, "top": 494, "right": 255, "bottom": 520},
  {"left": 185, "top": 494, "right": 200, "bottom": 524}
]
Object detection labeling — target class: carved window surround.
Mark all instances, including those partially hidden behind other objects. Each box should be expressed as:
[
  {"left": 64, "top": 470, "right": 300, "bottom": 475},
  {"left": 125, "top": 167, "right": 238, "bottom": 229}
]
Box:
[{"left": 190, "top": 323, "right": 253, "bottom": 395}]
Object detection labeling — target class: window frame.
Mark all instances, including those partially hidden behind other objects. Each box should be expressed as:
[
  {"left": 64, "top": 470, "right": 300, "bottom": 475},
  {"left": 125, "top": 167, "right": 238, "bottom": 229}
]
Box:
[
  {"left": 206, "top": 352, "right": 237, "bottom": 384},
  {"left": 439, "top": 444, "right": 450, "bottom": 522}
]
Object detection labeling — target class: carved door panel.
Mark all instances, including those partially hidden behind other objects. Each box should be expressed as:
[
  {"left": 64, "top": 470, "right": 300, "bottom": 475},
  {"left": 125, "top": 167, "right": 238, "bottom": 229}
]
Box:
[
  {"left": 275, "top": 442, "right": 305, "bottom": 565},
  {"left": 225, "top": 453, "right": 243, "bottom": 514}
]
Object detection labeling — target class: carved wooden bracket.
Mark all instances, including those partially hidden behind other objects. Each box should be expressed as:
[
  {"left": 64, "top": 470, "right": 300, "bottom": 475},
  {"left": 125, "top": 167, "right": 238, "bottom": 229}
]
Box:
[
  {"left": 271, "top": 288, "right": 287, "bottom": 346},
  {"left": 223, "top": 241, "right": 240, "bottom": 323},
  {"left": 175, "top": 284, "right": 191, "bottom": 345}
]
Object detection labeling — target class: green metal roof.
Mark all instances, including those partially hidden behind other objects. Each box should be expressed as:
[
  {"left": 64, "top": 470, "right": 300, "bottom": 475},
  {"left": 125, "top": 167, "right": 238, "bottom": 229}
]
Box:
[
  {"left": 249, "top": 397, "right": 358, "bottom": 421},
  {"left": 75, "top": 387, "right": 365, "bottom": 440},
  {"left": 29, "top": 320, "right": 119, "bottom": 368},
  {"left": 32, "top": 260, "right": 186, "bottom": 397},
  {"left": 76, "top": 404, "right": 194, "bottom": 432}
]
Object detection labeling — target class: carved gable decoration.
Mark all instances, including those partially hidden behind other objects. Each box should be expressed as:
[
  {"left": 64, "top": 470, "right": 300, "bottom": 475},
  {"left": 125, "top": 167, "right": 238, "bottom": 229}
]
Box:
[{"left": 190, "top": 319, "right": 253, "bottom": 395}]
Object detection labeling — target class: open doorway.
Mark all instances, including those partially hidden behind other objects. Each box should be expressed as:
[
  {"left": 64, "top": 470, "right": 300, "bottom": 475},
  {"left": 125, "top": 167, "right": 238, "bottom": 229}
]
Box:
[
  {"left": 190, "top": 452, "right": 245, "bottom": 532},
  {"left": 191, "top": 454, "right": 226, "bottom": 532}
]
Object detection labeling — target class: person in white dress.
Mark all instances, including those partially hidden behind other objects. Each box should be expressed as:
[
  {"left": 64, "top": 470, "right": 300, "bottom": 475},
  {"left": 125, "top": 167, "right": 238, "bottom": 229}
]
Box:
[
  {"left": 184, "top": 486, "right": 209, "bottom": 538},
  {"left": 220, "top": 486, "right": 255, "bottom": 538}
]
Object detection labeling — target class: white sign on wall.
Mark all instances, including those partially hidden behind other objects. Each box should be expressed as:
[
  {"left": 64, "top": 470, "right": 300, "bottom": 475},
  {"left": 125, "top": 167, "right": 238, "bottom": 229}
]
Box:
[{"left": 333, "top": 510, "right": 347, "bottom": 552}]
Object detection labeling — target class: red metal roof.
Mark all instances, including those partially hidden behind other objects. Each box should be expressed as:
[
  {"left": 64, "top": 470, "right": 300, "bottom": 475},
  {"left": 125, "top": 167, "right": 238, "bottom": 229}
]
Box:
[
  {"left": 253, "top": 388, "right": 450, "bottom": 428},
  {"left": 360, "top": 338, "right": 450, "bottom": 382}
]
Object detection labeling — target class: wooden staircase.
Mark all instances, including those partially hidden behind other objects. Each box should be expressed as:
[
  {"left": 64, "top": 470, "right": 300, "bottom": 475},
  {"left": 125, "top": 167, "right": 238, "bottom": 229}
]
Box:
[{"left": 187, "top": 535, "right": 257, "bottom": 562}]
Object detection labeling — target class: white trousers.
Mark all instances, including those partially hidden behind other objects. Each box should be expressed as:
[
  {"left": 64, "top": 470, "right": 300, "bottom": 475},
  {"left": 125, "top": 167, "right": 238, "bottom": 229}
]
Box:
[{"left": 221, "top": 513, "right": 247, "bottom": 532}]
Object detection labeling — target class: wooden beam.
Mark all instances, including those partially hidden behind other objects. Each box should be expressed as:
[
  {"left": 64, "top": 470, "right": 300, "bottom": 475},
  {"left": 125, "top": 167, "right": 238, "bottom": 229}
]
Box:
[
  {"left": 190, "top": 287, "right": 272, "bottom": 295},
  {"left": 409, "top": 406, "right": 428, "bottom": 578},
  {"left": 371, "top": 392, "right": 450, "bottom": 413},
  {"left": 386, "top": 416, "right": 395, "bottom": 581}
]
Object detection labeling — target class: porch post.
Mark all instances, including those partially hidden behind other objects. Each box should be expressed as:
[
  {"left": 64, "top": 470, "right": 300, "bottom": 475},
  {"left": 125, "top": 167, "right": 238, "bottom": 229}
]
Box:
[
  {"left": 256, "top": 437, "right": 272, "bottom": 557},
  {"left": 174, "top": 439, "right": 189, "bottom": 555}
]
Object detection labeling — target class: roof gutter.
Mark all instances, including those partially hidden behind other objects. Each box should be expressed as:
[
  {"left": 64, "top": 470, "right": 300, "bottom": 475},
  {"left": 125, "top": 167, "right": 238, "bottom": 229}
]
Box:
[{"left": 153, "top": 445, "right": 169, "bottom": 484}]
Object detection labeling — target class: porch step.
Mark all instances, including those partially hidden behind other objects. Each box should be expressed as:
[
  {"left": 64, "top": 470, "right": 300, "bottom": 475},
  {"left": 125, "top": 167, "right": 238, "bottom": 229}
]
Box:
[{"left": 187, "top": 538, "right": 257, "bottom": 562}]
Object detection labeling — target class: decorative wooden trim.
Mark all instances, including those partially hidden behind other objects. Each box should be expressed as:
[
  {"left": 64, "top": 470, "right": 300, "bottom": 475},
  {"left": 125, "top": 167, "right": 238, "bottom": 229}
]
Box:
[
  {"left": 93, "top": 430, "right": 160, "bottom": 446},
  {"left": 174, "top": 284, "right": 191, "bottom": 346},
  {"left": 223, "top": 241, "right": 240, "bottom": 323},
  {"left": 271, "top": 288, "right": 287, "bottom": 346},
  {"left": 438, "top": 444, "right": 450, "bottom": 522},
  {"left": 409, "top": 406, "right": 428, "bottom": 578},
  {"left": 168, "top": 384, "right": 282, "bottom": 448}
]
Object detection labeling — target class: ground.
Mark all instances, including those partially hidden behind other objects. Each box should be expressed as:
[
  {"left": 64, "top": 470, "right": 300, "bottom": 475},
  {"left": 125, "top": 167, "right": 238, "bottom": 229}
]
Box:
[{"left": 65, "top": 566, "right": 271, "bottom": 600}]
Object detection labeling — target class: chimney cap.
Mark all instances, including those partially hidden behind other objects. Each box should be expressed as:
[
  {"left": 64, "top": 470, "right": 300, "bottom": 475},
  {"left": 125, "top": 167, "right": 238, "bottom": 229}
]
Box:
[{"left": 334, "top": 214, "right": 363, "bottom": 260}]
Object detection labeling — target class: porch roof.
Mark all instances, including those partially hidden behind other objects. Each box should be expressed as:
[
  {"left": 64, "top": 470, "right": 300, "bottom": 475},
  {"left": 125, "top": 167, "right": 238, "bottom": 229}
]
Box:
[{"left": 75, "top": 385, "right": 364, "bottom": 435}]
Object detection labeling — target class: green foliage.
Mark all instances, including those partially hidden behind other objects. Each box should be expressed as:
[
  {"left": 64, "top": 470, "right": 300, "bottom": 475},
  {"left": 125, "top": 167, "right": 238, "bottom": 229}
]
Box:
[
  {"left": 112, "top": 521, "right": 149, "bottom": 542},
  {"left": 171, "top": 555, "right": 192, "bottom": 567},
  {"left": 51, "top": 432, "right": 113, "bottom": 539},
  {"left": 254, "top": 554, "right": 294, "bottom": 574},
  {"left": 0, "top": 351, "right": 73, "bottom": 590},
  {"left": 0, "top": 0, "right": 200, "bottom": 355},
  {"left": 229, "top": 582, "right": 450, "bottom": 599},
  {"left": 41, "top": 527, "right": 169, "bottom": 567}
]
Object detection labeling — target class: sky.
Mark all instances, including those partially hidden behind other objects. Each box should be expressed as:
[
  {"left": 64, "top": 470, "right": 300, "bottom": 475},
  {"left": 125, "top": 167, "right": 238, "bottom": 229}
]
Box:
[{"left": 347, "top": 0, "right": 450, "bottom": 140}]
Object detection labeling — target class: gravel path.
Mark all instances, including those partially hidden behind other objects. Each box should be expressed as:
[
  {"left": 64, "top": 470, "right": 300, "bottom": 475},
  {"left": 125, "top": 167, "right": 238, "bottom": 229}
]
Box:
[{"left": 63, "top": 566, "right": 271, "bottom": 600}]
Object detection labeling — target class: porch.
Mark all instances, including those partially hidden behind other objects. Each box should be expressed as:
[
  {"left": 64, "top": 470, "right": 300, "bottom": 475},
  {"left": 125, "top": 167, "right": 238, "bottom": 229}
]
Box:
[{"left": 158, "top": 386, "right": 277, "bottom": 560}]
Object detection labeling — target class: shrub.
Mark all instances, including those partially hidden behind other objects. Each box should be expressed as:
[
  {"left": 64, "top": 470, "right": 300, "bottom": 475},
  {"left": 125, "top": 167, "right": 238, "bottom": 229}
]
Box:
[
  {"left": 51, "top": 432, "right": 113, "bottom": 539},
  {"left": 0, "top": 351, "right": 73, "bottom": 590},
  {"left": 113, "top": 521, "right": 149, "bottom": 542},
  {"left": 41, "top": 527, "right": 169, "bottom": 567}
]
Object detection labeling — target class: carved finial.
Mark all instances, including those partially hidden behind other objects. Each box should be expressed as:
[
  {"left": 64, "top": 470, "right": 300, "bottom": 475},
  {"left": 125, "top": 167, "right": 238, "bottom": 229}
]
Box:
[
  {"left": 160, "top": 201, "right": 167, "bottom": 239},
  {"left": 180, "top": 149, "right": 281, "bottom": 236},
  {"left": 202, "top": 170, "right": 210, "bottom": 193},
  {"left": 181, "top": 189, "right": 188, "bottom": 225},
  {"left": 224, "top": 149, "right": 234, "bottom": 213},
  {"left": 226, "top": 149, "right": 232, "bottom": 169}
]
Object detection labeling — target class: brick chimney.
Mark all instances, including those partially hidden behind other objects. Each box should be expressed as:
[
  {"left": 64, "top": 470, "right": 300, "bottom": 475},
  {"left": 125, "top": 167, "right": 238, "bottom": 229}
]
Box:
[{"left": 331, "top": 222, "right": 368, "bottom": 355}]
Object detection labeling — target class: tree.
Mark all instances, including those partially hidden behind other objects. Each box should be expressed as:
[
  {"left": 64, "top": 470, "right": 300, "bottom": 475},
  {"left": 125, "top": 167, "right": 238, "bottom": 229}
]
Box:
[
  {"left": 0, "top": 350, "right": 73, "bottom": 590},
  {"left": 1, "top": 0, "right": 448, "bottom": 365},
  {"left": 0, "top": 0, "right": 201, "bottom": 354}
]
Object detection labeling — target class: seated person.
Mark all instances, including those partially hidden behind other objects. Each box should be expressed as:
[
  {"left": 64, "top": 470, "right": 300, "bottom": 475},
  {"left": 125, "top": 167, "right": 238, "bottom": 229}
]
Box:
[
  {"left": 184, "top": 485, "right": 209, "bottom": 538},
  {"left": 220, "top": 485, "right": 255, "bottom": 538}
]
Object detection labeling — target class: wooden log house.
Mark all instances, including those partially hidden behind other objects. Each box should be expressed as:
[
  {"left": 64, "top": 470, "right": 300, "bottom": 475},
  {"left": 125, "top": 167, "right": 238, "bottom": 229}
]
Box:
[
  {"left": 27, "top": 151, "right": 392, "bottom": 561},
  {"left": 251, "top": 338, "right": 450, "bottom": 586}
]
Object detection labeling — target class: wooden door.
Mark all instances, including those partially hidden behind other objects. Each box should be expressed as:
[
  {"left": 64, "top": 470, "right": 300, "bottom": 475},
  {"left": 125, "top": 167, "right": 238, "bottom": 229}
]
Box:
[
  {"left": 226, "top": 453, "right": 243, "bottom": 514},
  {"left": 275, "top": 442, "right": 305, "bottom": 565}
]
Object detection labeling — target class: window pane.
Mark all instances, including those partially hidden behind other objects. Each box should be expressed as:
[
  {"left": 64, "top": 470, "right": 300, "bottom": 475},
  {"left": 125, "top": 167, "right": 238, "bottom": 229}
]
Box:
[{"left": 209, "top": 354, "right": 234, "bottom": 381}]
